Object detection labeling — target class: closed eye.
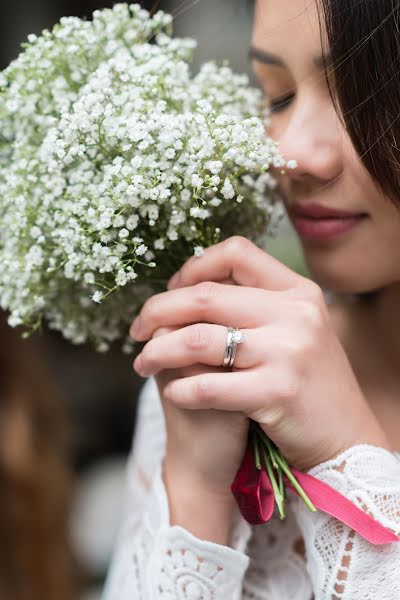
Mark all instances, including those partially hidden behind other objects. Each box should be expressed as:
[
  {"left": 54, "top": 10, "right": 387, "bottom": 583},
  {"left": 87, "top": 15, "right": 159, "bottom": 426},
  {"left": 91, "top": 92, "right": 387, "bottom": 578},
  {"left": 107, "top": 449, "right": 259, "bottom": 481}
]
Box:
[{"left": 269, "top": 93, "right": 295, "bottom": 113}]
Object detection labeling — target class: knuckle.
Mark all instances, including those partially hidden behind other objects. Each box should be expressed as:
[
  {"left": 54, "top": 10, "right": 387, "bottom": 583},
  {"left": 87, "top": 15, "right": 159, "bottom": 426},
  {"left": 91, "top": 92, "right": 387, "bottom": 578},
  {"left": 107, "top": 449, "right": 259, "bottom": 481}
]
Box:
[
  {"left": 284, "top": 336, "right": 308, "bottom": 361},
  {"left": 225, "top": 235, "right": 252, "bottom": 255},
  {"left": 303, "top": 281, "right": 325, "bottom": 306},
  {"left": 297, "top": 300, "right": 324, "bottom": 330},
  {"left": 195, "top": 377, "right": 215, "bottom": 402},
  {"left": 286, "top": 332, "right": 315, "bottom": 363},
  {"left": 184, "top": 324, "right": 212, "bottom": 351},
  {"left": 193, "top": 281, "right": 219, "bottom": 310}
]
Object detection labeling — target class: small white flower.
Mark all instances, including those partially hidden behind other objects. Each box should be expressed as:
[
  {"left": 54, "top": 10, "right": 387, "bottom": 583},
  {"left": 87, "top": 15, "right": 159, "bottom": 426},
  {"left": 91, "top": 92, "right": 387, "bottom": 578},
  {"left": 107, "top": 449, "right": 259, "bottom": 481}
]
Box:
[
  {"left": 221, "top": 178, "right": 235, "bottom": 200},
  {"left": 190, "top": 206, "right": 201, "bottom": 218},
  {"left": 116, "top": 269, "right": 128, "bottom": 286},
  {"left": 194, "top": 246, "right": 204, "bottom": 257},
  {"left": 154, "top": 238, "right": 165, "bottom": 250},
  {"left": 206, "top": 161, "right": 223, "bottom": 175},
  {"left": 84, "top": 272, "right": 95, "bottom": 284},
  {"left": 135, "top": 244, "right": 148, "bottom": 256},
  {"left": 287, "top": 159, "right": 298, "bottom": 169},
  {"left": 92, "top": 291, "right": 103, "bottom": 303},
  {"left": 126, "top": 215, "right": 139, "bottom": 231},
  {"left": 8, "top": 314, "right": 23, "bottom": 327},
  {"left": 191, "top": 174, "right": 203, "bottom": 188},
  {"left": 30, "top": 226, "right": 42, "bottom": 239}
]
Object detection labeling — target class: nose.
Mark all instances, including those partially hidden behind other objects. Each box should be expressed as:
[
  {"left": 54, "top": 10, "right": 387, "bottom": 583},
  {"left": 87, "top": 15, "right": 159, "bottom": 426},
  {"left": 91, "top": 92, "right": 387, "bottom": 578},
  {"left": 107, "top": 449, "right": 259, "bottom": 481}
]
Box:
[{"left": 271, "top": 92, "right": 343, "bottom": 184}]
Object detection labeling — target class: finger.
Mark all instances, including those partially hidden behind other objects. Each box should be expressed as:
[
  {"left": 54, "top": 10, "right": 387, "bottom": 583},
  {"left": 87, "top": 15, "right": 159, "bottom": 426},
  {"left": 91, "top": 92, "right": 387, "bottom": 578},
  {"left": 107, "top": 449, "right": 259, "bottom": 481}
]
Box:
[
  {"left": 163, "top": 368, "right": 292, "bottom": 433},
  {"left": 162, "top": 369, "right": 266, "bottom": 415},
  {"left": 167, "top": 236, "right": 302, "bottom": 292},
  {"left": 130, "top": 282, "right": 281, "bottom": 341},
  {"left": 155, "top": 362, "right": 225, "bottom": 392},
  {"left": 134, "top": 323, "right": 256, "bottom": 377}
]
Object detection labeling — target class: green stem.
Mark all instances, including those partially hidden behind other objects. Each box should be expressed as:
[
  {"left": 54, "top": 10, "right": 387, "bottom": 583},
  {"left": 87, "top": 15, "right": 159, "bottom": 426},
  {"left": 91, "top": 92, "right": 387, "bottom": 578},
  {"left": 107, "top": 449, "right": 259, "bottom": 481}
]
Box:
[
  {"left": 260, "top": 444, "right": 286, "bottom": 520},
  {"left": 270, "top": 449, "right": 317, "bottom": 513},
  {"left": 253, "top": 435, "right": 262, "bottom": 470},
  {"left": 256, "top": 428, "right": 317, "bottom": 513},
  {"left": 263, "top": 434, "right": 279, "bottom": 470},
  {"left": 278, "top": 467, "right": 284, "bottom": 500}
]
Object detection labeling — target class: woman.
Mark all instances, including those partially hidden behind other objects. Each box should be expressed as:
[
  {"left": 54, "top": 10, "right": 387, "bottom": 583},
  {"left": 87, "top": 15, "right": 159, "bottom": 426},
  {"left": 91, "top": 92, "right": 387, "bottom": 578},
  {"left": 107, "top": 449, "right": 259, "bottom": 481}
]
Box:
[{"left": 103, "top": 1, "right": 400, "bottom": 598}]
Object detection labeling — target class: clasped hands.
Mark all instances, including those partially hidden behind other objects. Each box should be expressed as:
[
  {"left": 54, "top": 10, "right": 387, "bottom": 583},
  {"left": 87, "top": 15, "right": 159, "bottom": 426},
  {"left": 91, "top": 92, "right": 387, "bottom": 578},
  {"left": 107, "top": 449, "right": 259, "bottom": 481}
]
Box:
[{"left": 131, "top": 236, "right": 389, "bottom": 472}]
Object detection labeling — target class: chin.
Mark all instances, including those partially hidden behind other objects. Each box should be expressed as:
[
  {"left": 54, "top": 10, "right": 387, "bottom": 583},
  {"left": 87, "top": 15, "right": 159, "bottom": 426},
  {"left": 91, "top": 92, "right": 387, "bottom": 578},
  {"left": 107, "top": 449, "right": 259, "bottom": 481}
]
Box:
[{"left": 300, "top": 244, "right": 384, "bottom": 297}]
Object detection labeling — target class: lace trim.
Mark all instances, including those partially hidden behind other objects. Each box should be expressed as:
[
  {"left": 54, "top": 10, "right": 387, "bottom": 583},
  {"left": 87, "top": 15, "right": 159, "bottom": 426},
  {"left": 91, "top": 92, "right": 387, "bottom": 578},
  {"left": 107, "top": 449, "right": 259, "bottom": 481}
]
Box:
[
  {"left": 242, "top": 502, "right": 313, "bottom": 600},
  {"left": 292, "top": 444, "right": 400, "bottom": 600}
]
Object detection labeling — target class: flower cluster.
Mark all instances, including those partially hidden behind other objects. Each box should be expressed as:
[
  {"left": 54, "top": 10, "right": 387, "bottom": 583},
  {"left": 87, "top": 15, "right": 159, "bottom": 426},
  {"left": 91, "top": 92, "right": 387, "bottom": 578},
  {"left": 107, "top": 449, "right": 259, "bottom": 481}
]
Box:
[{"left": 0, "top": 3, "right": 288, "bottom": 351}]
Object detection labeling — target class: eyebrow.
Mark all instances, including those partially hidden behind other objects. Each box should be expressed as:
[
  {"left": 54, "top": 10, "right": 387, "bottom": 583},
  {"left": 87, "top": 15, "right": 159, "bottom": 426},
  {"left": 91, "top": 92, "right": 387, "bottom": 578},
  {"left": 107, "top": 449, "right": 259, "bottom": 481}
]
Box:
[{"left": 248, "top": 46, "right": 331, "bottom": 70}]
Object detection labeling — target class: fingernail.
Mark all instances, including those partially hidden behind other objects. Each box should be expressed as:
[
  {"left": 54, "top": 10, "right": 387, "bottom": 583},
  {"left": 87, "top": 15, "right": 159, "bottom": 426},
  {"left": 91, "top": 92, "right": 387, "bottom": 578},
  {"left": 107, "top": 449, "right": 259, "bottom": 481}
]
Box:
[
  {"left": 167, "top": 271, "right": 181, "bottom": 289},
  {"left": 130, "top": 315, "right": 141, "bottom": 339}
]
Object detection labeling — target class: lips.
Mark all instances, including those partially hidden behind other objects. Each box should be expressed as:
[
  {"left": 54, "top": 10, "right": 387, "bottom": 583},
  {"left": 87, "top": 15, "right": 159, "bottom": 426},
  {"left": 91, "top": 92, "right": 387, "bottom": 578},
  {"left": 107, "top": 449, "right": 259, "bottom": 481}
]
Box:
[{"left": 290, "top": 203, "right": 368, "bottom": 241}]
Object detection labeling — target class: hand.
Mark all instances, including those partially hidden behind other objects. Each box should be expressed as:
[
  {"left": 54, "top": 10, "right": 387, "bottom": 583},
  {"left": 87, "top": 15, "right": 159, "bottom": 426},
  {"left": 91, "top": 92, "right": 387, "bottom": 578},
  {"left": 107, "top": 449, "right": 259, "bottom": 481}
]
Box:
[
  {"left": 132, "top": 236, "right": 390, "bottom": 475},
  {"left": 148, "top": 328, "right": 248, "bottom": 544},
  {"left": 139, "top": 272, "right": 249, "bottom": 501},
  {"left": 150, "top": 326, "right": 249, "bottom": 496}
]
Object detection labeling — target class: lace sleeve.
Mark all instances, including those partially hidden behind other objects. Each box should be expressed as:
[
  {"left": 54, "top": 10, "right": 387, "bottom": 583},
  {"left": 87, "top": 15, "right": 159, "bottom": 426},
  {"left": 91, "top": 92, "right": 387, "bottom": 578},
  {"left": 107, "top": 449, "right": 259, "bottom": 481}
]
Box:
[
  {"left": 291, "top": 444, "right": 400, "bottom": 600},
  {"left": 101, "top": 377, "right": 251, "bottom": 599}
]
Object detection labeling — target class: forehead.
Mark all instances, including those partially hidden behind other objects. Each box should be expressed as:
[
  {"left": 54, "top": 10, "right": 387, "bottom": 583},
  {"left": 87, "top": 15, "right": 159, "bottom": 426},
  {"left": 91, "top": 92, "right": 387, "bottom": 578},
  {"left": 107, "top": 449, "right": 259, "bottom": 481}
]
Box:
[{"left": 252, "top": 0, "right": 322, "bottom": 58}]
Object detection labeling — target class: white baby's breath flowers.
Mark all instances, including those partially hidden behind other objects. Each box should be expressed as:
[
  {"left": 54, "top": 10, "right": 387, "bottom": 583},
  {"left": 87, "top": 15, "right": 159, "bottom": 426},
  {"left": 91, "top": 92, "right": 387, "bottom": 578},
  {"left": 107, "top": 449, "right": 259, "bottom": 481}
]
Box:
[
  {"left": 0, "top": 3, "right": 288, "bottom": 351},
  {"left": 194, "top": 246, "right": 205, "bottom": 257}
]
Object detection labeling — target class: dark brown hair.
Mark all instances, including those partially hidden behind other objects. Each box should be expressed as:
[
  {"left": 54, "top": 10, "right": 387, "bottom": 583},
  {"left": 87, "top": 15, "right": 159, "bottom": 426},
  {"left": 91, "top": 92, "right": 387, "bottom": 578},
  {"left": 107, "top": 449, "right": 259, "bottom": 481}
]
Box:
[
  {"left": 317, "top": 0, "right": 400, "bottom": 206},
  {"left": 0, "top": 313, "right": 77, "bottom": 600}
]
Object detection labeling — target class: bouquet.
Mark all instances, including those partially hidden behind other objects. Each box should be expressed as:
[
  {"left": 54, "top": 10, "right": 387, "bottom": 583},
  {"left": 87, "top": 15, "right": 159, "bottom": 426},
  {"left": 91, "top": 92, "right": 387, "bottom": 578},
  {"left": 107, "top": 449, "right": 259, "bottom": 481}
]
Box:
[
  {"left": 0, "top": 4, "right": 397, "bottom": 541},
  {"left": 0, "top": 2, "right": 286, "bottom": 353}
]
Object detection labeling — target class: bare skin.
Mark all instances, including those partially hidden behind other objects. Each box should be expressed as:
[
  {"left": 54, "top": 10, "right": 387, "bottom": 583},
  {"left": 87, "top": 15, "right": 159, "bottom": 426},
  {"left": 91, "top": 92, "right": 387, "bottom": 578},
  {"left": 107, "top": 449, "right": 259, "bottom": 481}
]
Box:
[{"left": 327, "top": 296, "right": 400, "bottom": 453}]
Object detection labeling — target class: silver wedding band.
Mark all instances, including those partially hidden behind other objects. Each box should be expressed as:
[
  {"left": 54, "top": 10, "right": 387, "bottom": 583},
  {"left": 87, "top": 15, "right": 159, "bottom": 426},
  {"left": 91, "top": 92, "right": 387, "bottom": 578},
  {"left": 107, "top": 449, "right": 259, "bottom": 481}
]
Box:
[{"left": 222, "top": 327, "right": 245, "bottom": 368}]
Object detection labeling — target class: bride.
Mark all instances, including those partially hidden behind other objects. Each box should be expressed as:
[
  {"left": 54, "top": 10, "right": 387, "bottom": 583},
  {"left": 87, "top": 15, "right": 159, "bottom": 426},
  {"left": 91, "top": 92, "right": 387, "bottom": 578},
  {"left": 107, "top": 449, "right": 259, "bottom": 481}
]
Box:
[{"left": 103, "top": 1, "right": 400, "bottom": 598}]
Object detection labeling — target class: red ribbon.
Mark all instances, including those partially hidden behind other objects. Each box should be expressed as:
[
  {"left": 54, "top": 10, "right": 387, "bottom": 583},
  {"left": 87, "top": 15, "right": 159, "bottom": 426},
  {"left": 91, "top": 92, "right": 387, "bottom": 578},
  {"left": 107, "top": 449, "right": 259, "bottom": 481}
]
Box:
[{"left": 231, "top": 439, "right": 399, "bottom": 545}]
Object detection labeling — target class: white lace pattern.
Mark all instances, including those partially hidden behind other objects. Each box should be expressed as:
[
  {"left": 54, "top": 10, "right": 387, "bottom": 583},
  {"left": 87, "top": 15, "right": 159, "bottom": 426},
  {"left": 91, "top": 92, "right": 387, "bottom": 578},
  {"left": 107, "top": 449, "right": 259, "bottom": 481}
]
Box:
[{"left": 292, "top": 445, "right": 400, "bottom": 599}]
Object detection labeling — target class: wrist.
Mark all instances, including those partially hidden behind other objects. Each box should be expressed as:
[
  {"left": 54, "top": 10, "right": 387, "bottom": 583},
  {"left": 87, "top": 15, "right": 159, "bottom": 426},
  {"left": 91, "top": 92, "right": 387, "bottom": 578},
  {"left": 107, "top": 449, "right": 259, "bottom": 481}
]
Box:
[
  {"left": 313, "top": 424, "right": 393, "bottom": 473},
  {"left": 162, "top": 457, "right": 237, "bottom": 546}
]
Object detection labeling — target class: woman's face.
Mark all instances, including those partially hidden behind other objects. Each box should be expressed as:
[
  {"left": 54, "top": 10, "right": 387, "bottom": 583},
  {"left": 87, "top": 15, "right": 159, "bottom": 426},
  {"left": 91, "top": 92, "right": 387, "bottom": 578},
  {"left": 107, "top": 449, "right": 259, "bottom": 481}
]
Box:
[{"left": 252, "top": 0, "right": 400, "bottom": 295}]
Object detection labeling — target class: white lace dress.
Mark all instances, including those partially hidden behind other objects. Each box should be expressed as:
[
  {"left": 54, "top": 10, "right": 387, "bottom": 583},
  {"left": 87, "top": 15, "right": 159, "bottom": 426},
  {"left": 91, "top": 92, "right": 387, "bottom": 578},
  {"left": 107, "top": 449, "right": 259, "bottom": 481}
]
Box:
[{"left": 102, "top": 376, "right": 400, "bottom": 600}]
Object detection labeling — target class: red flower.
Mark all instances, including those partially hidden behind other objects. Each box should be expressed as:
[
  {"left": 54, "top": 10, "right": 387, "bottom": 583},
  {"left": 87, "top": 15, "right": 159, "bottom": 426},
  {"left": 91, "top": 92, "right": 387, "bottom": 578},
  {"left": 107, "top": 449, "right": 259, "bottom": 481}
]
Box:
[{"left": 231, "top": 441, "right": 275, "bottom": 525}]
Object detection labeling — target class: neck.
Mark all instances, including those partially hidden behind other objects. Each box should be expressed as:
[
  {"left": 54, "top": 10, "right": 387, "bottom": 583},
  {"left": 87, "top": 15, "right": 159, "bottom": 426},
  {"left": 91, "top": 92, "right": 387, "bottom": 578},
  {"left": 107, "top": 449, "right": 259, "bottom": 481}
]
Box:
[
  {"left": 366, "top": 284, "right": 400, "bottom": 374},
  {"left": 336, "top": 283, "right": 400, "bottom": 380}
]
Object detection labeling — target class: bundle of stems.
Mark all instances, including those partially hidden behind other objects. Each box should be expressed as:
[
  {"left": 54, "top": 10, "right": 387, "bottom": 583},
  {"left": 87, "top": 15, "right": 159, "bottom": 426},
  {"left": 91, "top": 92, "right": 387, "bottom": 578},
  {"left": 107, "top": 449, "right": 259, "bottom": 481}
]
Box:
[{"left": 251, "top": 422, "right": 317, "bottom": 518}]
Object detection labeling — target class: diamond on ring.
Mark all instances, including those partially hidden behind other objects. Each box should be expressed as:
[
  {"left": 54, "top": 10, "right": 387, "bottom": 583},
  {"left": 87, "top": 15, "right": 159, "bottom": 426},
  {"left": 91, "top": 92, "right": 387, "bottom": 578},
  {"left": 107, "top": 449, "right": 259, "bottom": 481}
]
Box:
[
  {"left": 223, "top": 327, "right": 245, "bottom": 368},
  {"left": 232, "top": 330, "right": 245, "bottom": 344}
]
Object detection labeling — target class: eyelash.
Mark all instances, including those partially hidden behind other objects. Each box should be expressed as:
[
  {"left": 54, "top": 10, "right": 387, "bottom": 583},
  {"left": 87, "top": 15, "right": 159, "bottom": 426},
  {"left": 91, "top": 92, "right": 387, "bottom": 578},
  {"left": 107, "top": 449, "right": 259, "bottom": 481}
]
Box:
[{"left": 268, "top": 93, "right": 295, "bottom": 113}]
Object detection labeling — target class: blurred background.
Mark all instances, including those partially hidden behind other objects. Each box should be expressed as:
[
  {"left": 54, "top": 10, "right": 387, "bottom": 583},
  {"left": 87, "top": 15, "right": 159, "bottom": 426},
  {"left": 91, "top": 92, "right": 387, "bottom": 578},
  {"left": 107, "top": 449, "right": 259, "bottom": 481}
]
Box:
[{"left": 0, "top": 1, "right": 309, "bottom": 599}]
